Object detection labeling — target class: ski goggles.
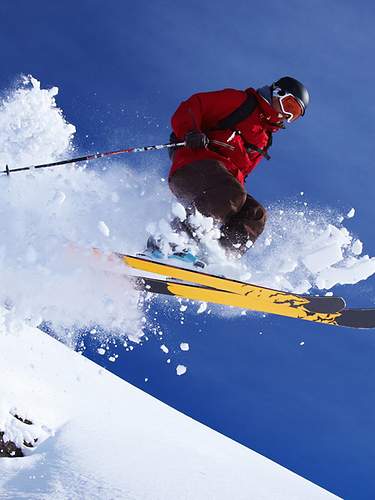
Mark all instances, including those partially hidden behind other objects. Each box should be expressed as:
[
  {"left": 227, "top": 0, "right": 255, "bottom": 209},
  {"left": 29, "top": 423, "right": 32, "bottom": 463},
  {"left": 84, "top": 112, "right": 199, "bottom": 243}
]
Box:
[{"left": 273, "top": 88, "right": 305, "bottom": 122}]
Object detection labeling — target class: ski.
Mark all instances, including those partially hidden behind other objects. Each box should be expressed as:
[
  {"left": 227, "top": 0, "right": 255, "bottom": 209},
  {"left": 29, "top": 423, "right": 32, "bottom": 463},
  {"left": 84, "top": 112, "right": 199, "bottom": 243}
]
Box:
[
  {"left": 134, "top": 274, "right": 375, "bottom": 329},
  {"left": 118, "top": 253, "right": 341, "bottom": 303},
  {"left": 115, "top": 252, "right": 344, "bottom": 309}
]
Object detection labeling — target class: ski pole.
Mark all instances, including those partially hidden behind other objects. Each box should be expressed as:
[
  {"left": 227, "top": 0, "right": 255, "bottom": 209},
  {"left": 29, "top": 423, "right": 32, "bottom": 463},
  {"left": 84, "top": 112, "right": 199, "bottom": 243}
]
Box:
[{"left": 1, "top": 141, "right": 186, "bottom": 176}]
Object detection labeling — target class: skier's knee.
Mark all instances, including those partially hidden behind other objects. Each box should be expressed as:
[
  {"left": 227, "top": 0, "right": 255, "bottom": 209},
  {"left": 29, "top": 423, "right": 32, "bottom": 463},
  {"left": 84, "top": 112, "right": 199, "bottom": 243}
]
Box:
[
  {"left": 194, "top": 188, "right": 246, "bottom": 223},
  {"left": 218, "top": 196, "right": 267, "bottom": 255}
]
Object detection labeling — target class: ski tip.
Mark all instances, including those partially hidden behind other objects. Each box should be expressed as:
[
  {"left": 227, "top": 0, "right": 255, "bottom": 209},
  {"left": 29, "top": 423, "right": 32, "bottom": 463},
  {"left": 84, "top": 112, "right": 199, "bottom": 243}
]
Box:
[
  {"left": 303, "top": 296, "right": 346, "bottom": 314},
  {"left": 335, "top": 308, "right": 375, "bottom": 329}
]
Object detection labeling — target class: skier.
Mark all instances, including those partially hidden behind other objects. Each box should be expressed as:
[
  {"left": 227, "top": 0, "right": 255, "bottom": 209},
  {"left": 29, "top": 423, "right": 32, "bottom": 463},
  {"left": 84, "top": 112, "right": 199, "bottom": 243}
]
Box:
[{"left": 164, "top": 76, "right": 309, "bottom": 261}]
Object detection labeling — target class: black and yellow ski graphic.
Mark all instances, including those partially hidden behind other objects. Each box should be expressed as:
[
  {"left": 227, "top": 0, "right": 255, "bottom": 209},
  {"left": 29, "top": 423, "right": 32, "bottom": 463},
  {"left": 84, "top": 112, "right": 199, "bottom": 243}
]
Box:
[
  {"left": 89, "top": 249, "right": 375, "bottom": 329},
  {"left": 116, "top": 253, "right": 353, "bottom": 326},
  {"left": 121, "top": 254, "right": 345, "bottom": 310},
  {"left": 133, "top": 274, "right": 375, "bottom": 329}
]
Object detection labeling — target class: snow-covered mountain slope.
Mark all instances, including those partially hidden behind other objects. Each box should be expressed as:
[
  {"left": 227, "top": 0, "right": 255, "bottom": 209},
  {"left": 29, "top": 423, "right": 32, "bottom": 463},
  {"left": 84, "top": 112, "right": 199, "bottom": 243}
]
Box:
[{"left": 0, "top": 310, "right": 340, "bottom": 499}]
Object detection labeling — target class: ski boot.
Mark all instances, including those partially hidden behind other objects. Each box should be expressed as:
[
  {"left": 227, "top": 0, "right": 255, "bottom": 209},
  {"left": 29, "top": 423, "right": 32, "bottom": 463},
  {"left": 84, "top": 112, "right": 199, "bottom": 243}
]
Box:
[
  {"left": 141, "top": 235, "right": 165, "bottom": 260},
  {"left": 141, "top": 236, "right": 206, "bottom": 269},
  {"left": 169, "top": 248, "right": 206, "bottom": 269}
]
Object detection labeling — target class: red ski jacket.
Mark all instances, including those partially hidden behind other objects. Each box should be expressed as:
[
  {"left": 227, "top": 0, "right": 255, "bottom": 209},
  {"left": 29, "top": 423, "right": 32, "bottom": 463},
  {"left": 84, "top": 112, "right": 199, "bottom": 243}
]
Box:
[{"left": 169, "top": 88, "right": 283, "bottom": 185}]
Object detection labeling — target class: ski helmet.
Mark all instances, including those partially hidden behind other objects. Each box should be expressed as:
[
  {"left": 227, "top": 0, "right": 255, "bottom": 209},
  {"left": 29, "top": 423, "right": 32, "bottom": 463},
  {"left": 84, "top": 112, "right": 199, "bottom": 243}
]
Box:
[{"left": 272, "top": 76, "right": 310, "bottom": 116}]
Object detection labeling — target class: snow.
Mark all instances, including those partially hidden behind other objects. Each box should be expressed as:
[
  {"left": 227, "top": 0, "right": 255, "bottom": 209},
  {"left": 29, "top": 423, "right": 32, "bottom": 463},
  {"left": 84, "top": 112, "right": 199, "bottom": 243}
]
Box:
[
  {"left": 316, "top": 255, "right": 375, "bottom": 289},
  {"left": 197, "top": 302, "right": 208, "bottom": 314},
  {"left": 347, "top": 208, "right": 355, "bottom": 218},
  {"left": 0, "top": 76, "right": 172, "bottom": 344},
  {"left": 148, "top": 200, "right": 375, "bottom": 298},
  {"left": 171, "top": 201, "right": 187, "bottom": 220},
  {"left": 351, "top": 239, "right": 363, "bottom": 255},
  {"left": 239, "top": 209, "right": 375, "bottom": 294},
  {"left": 180, "top": 342, "right": 190, "bottom": 351},
  {"left": 302, "top": 243, "right": 344, "bottom": 274},
  {"left": 98, "top": 220, "right": 110, "bottom": 237},
  {"left": 0, "top": 76, "right": 75, "bottom": 168},
  {"left": 176, "top": 364, "right": 188, "bottom": 376},
  {"left": 160, "top": 344, "right": 169, "bottom": 354},
  {"left": 0, "top": 312, "right": 339, "bottom": 499}
]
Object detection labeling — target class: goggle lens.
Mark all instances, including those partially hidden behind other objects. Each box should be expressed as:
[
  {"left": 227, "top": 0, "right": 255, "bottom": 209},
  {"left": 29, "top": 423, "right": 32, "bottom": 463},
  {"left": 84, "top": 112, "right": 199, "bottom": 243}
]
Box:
[{"left": 273, "top": 89, "right": 304, "bottom": 122}]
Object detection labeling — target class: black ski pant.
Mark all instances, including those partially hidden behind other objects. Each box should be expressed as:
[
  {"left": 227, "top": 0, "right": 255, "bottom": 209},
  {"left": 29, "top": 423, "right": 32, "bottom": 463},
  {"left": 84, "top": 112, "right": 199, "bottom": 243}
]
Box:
[{"left": 168, "top": 159, "right": 267, "bottom": 255}]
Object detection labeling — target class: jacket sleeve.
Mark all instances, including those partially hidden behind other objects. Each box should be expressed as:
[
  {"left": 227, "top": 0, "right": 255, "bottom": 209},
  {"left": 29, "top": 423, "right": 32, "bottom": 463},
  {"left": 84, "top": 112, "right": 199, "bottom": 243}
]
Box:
[
  {"left": 171, "top": 89, "right": 246, "bottom": 139},
  {"left": 171, "top": 93, "right": 204, "bottom": 138}
]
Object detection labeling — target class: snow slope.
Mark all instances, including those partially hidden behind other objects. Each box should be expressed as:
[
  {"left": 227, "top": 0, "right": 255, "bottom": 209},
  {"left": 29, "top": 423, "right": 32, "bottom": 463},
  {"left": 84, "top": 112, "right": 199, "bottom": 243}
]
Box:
[{"left": 0, "top": 310, "right": 340, "bottom": 499}]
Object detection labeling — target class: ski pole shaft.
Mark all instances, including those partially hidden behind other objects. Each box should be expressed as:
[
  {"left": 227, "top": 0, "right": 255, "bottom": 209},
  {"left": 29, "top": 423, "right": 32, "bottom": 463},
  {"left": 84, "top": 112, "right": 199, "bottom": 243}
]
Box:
[{"left": 1, "top": 141, "right": 186, "bottom": 176}]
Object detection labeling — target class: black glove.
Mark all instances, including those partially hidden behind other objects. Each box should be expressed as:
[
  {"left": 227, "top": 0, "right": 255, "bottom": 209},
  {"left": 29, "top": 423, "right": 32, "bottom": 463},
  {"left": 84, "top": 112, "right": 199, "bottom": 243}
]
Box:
[{"left": 184, "top": 130, "right": 209, "bottom": 150}]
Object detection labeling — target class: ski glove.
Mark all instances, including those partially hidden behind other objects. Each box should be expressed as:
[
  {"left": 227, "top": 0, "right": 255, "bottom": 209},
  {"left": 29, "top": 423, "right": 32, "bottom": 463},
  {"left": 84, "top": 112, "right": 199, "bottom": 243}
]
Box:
[{"left": 184, "top": 130, "right": 209, "bottom": 150}]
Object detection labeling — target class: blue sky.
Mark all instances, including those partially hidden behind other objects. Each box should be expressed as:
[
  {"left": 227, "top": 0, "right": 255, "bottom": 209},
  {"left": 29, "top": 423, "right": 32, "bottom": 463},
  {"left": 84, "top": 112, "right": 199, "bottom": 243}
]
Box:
[{"left": 2, "top": 1, "right": 375, "bottom": 498}]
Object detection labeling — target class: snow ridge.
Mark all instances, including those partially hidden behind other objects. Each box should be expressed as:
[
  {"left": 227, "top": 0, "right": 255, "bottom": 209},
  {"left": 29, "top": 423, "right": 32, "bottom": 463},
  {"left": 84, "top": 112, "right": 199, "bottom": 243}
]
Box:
[{"left": 0, "top": 310, "right": 340, "bottom": 499}]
